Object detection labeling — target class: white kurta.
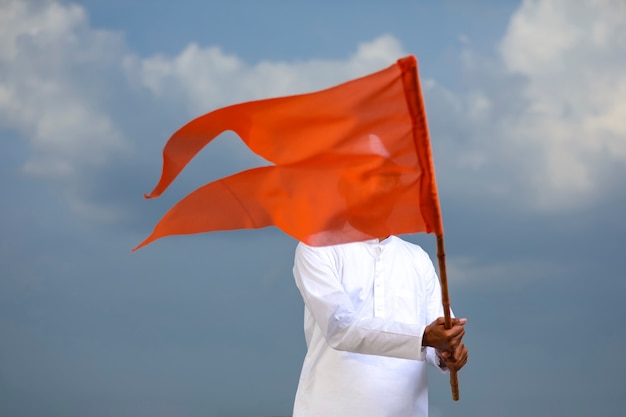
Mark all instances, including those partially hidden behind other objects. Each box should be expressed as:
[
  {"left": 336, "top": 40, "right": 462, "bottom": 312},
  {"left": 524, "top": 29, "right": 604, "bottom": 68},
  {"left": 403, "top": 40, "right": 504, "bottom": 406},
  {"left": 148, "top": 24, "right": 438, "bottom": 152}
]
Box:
[{"left": 292, "top": 236, "right": 446, "bottom": 417}]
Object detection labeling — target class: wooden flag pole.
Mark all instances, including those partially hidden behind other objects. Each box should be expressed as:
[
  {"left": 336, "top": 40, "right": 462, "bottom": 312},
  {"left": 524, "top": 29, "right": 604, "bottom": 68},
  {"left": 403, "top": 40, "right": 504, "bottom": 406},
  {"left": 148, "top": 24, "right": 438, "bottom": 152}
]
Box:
[{"left": 435, "top": 233, "right": 460, "bottom": 401}]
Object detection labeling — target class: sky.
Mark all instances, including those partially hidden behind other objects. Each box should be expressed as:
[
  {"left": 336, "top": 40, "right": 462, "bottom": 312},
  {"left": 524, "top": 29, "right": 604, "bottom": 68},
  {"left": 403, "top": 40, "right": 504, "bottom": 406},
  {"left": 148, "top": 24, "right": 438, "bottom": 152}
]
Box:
[{"left": 1, "top": 0, "right": 625, "bottom": 416}]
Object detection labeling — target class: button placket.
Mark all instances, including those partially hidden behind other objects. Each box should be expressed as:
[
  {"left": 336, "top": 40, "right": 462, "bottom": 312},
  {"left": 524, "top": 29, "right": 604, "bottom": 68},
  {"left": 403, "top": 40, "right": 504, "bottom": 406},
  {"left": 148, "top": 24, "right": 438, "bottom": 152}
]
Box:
[{"left": 373, "top": 246, "right": 385, "bottom": 318}]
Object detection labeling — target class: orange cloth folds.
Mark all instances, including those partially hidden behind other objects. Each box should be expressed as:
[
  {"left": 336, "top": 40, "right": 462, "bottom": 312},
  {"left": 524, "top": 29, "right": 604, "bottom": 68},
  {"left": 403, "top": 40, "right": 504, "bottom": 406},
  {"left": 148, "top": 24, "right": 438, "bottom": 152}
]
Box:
[{"left": 134, "top": 55, "right": 442, "bottom": 251}]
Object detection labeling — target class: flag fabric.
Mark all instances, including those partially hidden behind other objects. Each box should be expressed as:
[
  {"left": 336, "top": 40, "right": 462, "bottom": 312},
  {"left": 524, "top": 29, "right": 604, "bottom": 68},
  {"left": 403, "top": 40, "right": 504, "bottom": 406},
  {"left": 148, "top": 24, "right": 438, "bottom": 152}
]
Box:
[{"left": 133, "top": 55, "right": 442, "bottom": 251}]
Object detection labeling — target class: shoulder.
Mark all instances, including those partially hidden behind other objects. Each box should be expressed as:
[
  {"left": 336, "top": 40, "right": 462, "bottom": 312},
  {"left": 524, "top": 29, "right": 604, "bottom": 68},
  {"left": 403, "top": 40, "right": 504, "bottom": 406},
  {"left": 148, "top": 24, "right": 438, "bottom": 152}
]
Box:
[
  {"left": 295, "top": 240, "right": 334, "bottom": 258},
  {"left": 294, "top": 241, "right": 337, "bottom": 271},
  {"left": 389, "top": 236, "right": 437, "bottom": 275},
  {"left": 390, "top": 236, "right": 430, "bottom": 258}
]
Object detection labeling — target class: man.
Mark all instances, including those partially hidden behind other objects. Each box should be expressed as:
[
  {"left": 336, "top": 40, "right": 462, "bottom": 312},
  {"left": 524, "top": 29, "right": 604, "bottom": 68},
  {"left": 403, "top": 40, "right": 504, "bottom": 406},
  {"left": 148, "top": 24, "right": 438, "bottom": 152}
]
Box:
[{"left": 292, "top": 235, "right": 468, "bottom": 417}]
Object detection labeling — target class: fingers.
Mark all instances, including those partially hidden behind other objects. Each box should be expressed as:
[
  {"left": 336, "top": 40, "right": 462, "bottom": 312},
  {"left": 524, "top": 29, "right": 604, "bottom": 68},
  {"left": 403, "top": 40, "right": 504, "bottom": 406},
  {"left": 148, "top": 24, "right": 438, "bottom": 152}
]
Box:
[
  {"left": 434, "top": 317, "right": 467, "bottom": 326},
  {"left": 447, "top": 343, "right": 468, "bottom": 371},
  {"left": 442, "top": 326, "right": 465, "bottom": 354},
  {"left": 446, "top": 318, "right": 467, "bottom": 351},
  {"left": 432, "top": 317, "right": 467, "bottom": 329},
  {"left": 451, "top": 317, "right": 467, "bottom": 326},
  {"left": 446, "top": 326, "right": 465, "bottom": 349},
  {"left": 448, "top": 325, "right": 465, "bottom": 338},
  {"left": 431, "top": 317, "right": 469, "bottom": 371},
  {"left": 436, "top": 343, "right": 469, "bottom": 371},
  {"left": 425, "top": 317, "right": 468, "bottom": 352}
]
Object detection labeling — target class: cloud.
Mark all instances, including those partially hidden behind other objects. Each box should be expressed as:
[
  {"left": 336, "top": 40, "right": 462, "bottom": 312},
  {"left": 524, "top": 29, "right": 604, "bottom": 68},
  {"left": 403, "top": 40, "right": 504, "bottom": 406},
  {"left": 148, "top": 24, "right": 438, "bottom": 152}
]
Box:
[
  {"left": 1, "top": 0, "right": 407, "bottom": 226},
  {"left": 0, "top": 0, "right": 130, "bottom": 176},
  {"left": 501, "top": 0, "right": 626, "bottom": 204},
  {"left": 0, "top": 0, "right": 130, "bottom": 222},
  {"left": 429, "top": 0, "right": 626, "bottom": 212},
  {"left": 4, "top": 0, "right": 624, "bottom": 229},
  {"left": 124, "top": 33, "right": 407, "bottom": 114}
]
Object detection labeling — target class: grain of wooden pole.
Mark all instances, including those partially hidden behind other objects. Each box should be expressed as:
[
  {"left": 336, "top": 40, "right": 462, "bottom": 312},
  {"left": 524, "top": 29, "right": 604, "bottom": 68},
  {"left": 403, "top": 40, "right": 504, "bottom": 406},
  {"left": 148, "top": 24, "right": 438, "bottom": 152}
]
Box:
[{"left": 436, "top": 234, "right": 460, "bottom": 401}]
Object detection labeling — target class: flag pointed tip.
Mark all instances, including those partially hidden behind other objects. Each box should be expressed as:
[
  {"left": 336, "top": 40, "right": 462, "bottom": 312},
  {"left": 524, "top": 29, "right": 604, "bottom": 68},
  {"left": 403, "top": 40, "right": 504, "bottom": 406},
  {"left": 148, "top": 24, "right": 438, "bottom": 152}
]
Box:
[
  {"left": 144, "top": 189, "right": 161, "bottom": 199},
  {"left": 131, "top": 234, "right": 155, "bottom": 252}
]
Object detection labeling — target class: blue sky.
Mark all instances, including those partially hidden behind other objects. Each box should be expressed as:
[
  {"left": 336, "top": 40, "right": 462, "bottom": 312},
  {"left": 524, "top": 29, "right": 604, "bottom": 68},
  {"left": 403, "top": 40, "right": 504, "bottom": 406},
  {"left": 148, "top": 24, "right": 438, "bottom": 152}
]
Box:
[{"left": 1, "top": 1, "right": 625, "bottom": 416}]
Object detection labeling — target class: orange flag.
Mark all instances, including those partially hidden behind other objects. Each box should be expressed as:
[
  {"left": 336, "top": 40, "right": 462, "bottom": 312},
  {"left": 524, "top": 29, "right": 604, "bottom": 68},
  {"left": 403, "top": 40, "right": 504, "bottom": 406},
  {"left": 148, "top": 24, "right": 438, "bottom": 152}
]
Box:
[{"left": 133, "top": 55, "right": 442, "bottom": 251}]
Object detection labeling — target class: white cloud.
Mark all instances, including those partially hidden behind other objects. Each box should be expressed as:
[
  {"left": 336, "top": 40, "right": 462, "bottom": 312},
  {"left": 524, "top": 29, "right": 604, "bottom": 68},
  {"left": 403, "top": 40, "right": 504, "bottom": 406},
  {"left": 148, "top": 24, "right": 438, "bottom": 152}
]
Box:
[
  {"left": 0, "top": 1, "right": 409, "bottom": 225},
  {"left": 4, "top": 0, "right": 624, "bottom": 226},
  {"left": 432, "top": 0, "right": 626, "bottom": 211},
  {"left": 0, "top": 0, "right": 130, "bottom": 222},
  {"left": 125, "top": 33, "right": 407, "bottom": 115},
  {"left": 0, "top": 0, "right": 130, "bottom": 175},
  {"left": 501, "top": 0, "right": 626, "bottom": 203}
]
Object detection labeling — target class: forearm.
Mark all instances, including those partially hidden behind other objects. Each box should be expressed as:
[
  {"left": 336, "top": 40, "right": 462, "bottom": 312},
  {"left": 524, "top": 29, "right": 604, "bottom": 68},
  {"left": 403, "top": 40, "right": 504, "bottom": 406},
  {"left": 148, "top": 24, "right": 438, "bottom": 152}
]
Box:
[{"left": 324, "top": 313, "right": 426, "bottom": 360}]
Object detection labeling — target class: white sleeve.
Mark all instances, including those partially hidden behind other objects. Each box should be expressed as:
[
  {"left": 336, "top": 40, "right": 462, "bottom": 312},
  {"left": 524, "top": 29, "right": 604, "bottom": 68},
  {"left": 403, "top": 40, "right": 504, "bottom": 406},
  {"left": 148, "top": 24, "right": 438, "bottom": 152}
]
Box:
[{"left": 293, "top": 243, "right": 426, "bottom": 361}]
